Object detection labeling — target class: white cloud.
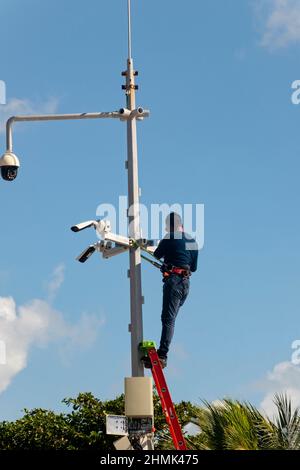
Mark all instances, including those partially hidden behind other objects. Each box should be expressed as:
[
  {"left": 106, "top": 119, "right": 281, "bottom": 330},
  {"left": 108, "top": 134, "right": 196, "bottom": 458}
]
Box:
[
  {"left": 46, "top": 263, "right": 65, "bottom": 302},
  {"left": 260, "top": 361, "right": 300, "bottom": 417},
  {"left": 0, "top": 265, "right": 105, "bottom": 393},
  {"left": 0, "top": 96, "right": 59, "bottom": 133},
  {"left": 256, "top": 0, "right": 300, "bottom": 49}
]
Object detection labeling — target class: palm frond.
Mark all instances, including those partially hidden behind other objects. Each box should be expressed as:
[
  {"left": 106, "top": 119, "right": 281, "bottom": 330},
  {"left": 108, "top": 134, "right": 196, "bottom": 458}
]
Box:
[{"left": 272, "top": 394, "right": 300, "bottom": 449}]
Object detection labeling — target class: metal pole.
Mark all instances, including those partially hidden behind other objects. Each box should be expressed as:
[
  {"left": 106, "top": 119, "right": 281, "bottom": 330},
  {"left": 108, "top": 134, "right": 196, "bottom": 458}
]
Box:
[{"left": 125, "top": 0, "right": 144, "bottom": 377}]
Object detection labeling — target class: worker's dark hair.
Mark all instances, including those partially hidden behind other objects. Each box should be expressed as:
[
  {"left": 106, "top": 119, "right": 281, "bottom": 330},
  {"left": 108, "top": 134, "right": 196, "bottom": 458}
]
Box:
[{"left": 166, "top": 212, "right": 182, "bottom": 231}]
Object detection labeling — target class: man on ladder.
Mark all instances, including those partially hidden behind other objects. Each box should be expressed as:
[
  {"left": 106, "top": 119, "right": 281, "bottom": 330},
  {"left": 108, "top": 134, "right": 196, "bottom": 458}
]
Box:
[{"left": 143, "top": 212, "right": 198, "bottom": 369}]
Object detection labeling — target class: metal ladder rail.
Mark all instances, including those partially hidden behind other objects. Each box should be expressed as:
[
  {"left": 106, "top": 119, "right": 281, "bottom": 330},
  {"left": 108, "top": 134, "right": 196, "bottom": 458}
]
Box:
[{"left": 147, "top": 347, "right": 187, "bottom": 450}]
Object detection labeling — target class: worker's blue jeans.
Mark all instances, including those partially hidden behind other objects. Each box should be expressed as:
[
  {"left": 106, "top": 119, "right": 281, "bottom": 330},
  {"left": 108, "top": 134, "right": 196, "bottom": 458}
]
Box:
[{"left": 158, "top": 275, "right": 190, "bottom": 358}]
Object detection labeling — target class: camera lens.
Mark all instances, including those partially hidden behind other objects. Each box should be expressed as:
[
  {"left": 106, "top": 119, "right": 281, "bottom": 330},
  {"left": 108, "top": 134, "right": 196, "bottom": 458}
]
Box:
[
  {"left": 1, "top": 166, "right": 18, "bottom": 181},
  {"left": 7, "top": 168, "right": 17, "bottom": 180}
]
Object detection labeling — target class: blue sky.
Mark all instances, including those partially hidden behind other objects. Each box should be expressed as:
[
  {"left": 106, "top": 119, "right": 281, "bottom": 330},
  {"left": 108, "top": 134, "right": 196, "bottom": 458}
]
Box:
[{"left": 1, "top": 0, "right": 300, "bottom": 421}]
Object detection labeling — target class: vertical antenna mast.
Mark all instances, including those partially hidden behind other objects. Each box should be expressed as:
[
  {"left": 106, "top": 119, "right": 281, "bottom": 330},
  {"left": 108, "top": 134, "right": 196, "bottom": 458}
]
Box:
[{"left": 127, "top": 0, "right": 132, "bottom": 59}]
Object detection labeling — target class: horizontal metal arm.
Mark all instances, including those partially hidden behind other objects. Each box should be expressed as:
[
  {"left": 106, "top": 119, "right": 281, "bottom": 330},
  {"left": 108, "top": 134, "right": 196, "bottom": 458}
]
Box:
[{"left": 5, "top": 108, "right": 149, "bottom": 152}]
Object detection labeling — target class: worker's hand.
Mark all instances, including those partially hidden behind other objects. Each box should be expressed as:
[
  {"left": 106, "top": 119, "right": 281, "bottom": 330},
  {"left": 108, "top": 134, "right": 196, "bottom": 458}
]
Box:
[{"left": 146, "top": 246, "right": 157, "bottom": 254}]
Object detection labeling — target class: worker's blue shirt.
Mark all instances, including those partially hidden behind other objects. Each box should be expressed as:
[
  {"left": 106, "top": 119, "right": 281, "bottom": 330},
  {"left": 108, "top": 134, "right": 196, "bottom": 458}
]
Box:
[{"left": 153, "top": 231, "right": 198, "bottom": 272}]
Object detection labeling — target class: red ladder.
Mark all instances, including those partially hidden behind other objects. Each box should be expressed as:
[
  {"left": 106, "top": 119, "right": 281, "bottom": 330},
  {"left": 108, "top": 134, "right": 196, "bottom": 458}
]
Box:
[{"left": 147, "top": 347, "right": 187, "bottom": 450}]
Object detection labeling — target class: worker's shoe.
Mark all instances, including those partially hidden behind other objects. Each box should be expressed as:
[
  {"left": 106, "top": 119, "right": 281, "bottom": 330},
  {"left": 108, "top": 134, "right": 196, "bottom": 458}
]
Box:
[
  {"left": 157, "top": 351, "right": 167, "bottom": 369},
  {"left": 141, "top": 356, "right": 152, "bottom": 369},
  {"left": 158, "top": 356, "right": 167, "bottom": 369}
]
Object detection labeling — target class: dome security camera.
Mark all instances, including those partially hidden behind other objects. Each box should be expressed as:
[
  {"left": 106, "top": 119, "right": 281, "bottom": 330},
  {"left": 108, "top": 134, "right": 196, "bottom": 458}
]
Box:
[{"left": 0, "top": 151, "right": 20, "bottom": 181}]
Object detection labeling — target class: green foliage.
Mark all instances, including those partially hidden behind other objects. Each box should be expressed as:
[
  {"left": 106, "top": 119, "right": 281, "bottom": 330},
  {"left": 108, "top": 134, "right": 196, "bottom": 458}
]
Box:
[
  {"left": 187, "top": 394, "right": 300, "bottom": 450},
  {"left": 0, "top": 409, "right": 73, "bottom": 450},
  {"left": 0, "top": 392, "right": 196, "bottom": 450},
  {"left": 1, "top": 392, "right": 299, "bottom": 450},
  {"left": 61, "top": 392, "right": 125, "bottom": 450},
  {"left": 264, "top": 394, "right": 300, "bottom": 450},
  {"left": 0, "top": 393, "right": 126, "bottom": 450}
]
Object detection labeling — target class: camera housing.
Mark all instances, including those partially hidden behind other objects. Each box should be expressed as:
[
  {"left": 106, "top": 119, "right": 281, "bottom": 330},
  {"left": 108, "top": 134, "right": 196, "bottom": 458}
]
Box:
[
  {"left": 76, "top": 244, "right": 97, "bottom": 263},
  {"left": 71, "top": 220, "right": 97, "bottom": 232},
  {"left": 0, "top": 151, "right": 20, "bottom": 181}
]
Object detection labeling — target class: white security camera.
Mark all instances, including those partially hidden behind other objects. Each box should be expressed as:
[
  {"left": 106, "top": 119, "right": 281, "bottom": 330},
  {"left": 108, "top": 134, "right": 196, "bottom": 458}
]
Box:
[
  {"left": 71, "top": 219, "right": 111, "bottom": 237},
  {"left": 119, "top": 108, "right": 131, "bottom": 120},
  {"left": 0, "top": 151, "right": 20, "bottom": 181},
  {"left": 76, "top": 240, "right": 111, "bottom": 263},
  {"left": 71, "top": 220, "right": 98, "bottom": 232},
  {"left": 119, "top": 107, "right": 150, "bottom": 121},
  {"left": 131, "top": 107, "right": 150, "bottom": 121},
  {"left": 76, "top": 244, "right": 97, "bottom": 263}
]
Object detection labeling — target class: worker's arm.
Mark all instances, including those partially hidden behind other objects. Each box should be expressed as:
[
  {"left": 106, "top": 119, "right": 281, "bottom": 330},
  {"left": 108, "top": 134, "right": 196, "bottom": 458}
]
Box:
[{"left": 153, "top": 239, "right": 166, "bottom": 260}]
